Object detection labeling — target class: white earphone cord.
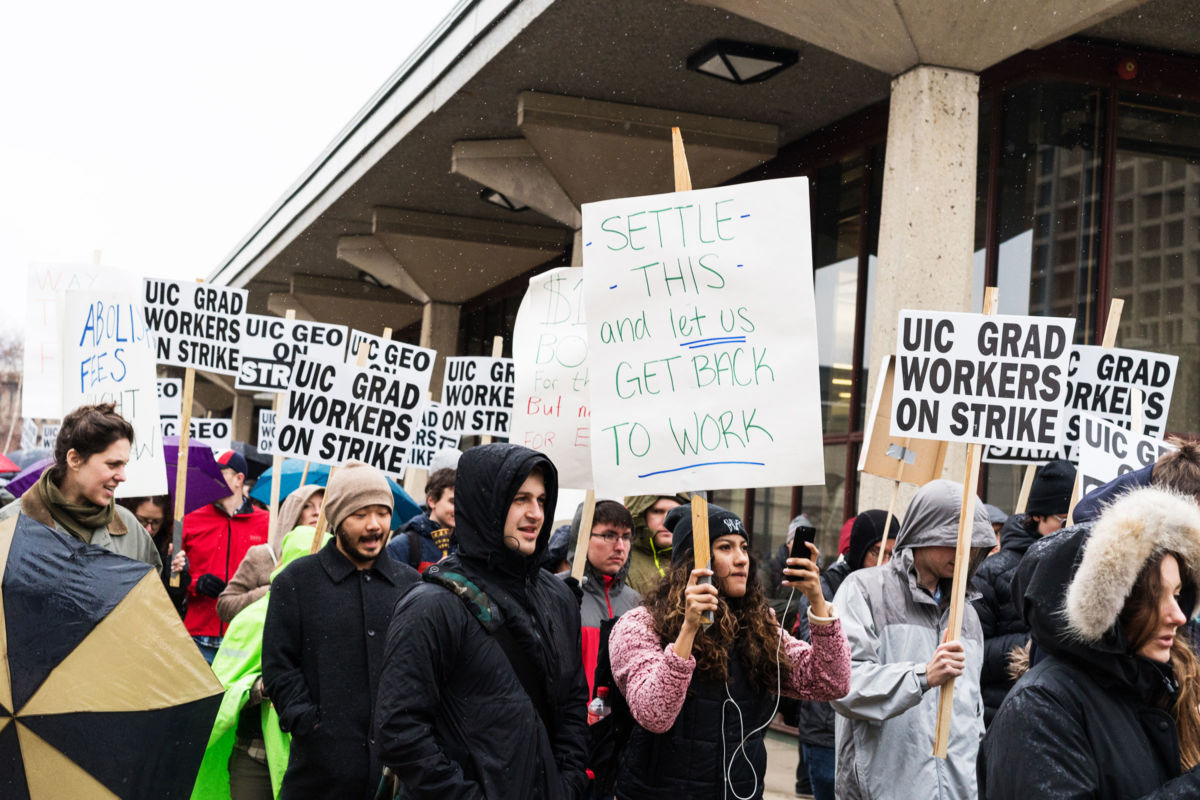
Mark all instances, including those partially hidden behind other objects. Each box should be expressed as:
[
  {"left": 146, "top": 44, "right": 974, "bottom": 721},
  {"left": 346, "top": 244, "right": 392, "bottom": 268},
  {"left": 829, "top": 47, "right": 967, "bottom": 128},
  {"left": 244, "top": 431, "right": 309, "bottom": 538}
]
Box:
[{"left": 721, "top": 586, "right": 796, "bottom": 800}]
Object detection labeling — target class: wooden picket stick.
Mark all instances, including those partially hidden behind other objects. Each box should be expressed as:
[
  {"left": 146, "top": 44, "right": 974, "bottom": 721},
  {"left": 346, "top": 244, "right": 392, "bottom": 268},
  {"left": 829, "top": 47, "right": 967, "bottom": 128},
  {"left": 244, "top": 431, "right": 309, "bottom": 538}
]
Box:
[
  {"left": 300, "top": 461, "right": 310, "bottom": 486},
  {"left": 310, "top": 339, "right": 371, "bottom": 553},
  {"left": 1014, "top": 464, "right": 1037, "bottom": 514},
  {"left": 933, "top": 286, "right": 998, "bottom": 758},
  {"left": 169, "top": 368, "right": 196, "bottom": 587},
  {"left": 570, "top": 490, "right": 598, "bottom": 580},
  {"left": 1067, "top": 298, "right": 1125, "bottom": 524},
  {"left": 268, "top": 309, "right": 297, "bottom": 529},
  {"left": 480, "top": 335, "right": 504, "bottom": 446},
  {"left": 879, "top": 437, "right": 911, "bottom": 563}
]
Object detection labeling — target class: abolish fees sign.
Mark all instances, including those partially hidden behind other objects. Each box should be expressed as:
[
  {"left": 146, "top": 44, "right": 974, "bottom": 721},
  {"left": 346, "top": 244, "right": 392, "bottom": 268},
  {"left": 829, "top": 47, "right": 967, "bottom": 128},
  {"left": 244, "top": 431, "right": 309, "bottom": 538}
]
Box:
[
  {"left": 510, "top": 267, "right": 592, "bottom": 490},
  {"left": 441, "top": 357, "right": 515, "bottom": 438},
  {"left": 582, "top": 177, "right": 825, "bottom": 495},
  {"left": 273, "top": 356, "right": 424, "bottom": 477},
  {"left": 1078, "top": 413, "right": 1175, "bottom": 497},
  {"left": 236, "top": 316, "right": 349, "bottom": 392},
  {"left": 890, "top": 311, "right": 1076, "bottom": 448},
  {"left": 142, "top": 278, "right": 246, "bottom": 375}
]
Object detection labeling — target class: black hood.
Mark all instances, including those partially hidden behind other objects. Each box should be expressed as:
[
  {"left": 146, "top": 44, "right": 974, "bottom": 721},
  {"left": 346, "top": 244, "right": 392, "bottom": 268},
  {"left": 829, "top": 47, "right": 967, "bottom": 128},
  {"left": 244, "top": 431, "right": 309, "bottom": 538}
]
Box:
[{"left": 453, "top": 443, "right": 558, "bottom": 581}]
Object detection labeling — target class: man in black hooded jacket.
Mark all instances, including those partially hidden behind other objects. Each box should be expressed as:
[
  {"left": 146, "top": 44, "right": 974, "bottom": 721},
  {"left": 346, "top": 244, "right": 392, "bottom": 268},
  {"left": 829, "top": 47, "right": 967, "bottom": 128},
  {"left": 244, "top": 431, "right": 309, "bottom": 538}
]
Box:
[{"left": 374, "top": 444, "right": 589, "bottom": 799}]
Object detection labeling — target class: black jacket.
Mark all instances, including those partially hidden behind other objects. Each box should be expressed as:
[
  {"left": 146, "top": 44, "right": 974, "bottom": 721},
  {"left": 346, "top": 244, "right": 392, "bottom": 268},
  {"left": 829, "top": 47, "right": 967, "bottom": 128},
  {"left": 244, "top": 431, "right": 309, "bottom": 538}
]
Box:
[
  {"left": 374, "top": 444, "right": 590, "bottom": 799},
  {"left": 262, "top": 539, "right": 419, "bottom": 800},
  {"left": 980, "top": 523, "right": 1200, "bottom": 799},
  {"left": 793, "top": 559, "right": 851, "bottom": 748},
  {"left": 970, "top": 514, "right": 1038, "bottom": 725}
]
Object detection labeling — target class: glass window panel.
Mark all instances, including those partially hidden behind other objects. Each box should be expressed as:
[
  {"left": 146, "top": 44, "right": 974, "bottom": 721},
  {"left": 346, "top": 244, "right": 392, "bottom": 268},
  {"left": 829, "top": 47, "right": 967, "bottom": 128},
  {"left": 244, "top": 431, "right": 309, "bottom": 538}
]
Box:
[{"left": 797, "top": 444, "right": 849, "bottom": 567}]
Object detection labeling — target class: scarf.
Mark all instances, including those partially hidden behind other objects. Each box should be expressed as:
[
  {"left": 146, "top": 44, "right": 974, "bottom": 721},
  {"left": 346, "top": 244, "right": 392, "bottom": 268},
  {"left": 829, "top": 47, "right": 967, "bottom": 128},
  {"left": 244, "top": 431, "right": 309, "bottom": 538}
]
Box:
[{"left": 35, "top": 469, "right": 114, "bottom": 544}]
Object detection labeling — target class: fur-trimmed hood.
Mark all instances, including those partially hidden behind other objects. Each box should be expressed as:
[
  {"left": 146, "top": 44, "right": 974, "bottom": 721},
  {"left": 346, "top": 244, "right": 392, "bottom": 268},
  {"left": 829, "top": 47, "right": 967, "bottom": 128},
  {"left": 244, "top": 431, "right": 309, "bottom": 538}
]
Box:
[{"left": 1066, "top": 486, "right": 1200, "bottom": 642}]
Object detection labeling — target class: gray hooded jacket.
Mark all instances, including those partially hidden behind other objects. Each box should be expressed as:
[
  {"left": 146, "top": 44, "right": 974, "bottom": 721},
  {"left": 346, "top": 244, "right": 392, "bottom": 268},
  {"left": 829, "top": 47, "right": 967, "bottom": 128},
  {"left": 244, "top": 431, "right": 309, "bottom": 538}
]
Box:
[{"left": 831, "top": 479, "right": 995, "bottom": 800}]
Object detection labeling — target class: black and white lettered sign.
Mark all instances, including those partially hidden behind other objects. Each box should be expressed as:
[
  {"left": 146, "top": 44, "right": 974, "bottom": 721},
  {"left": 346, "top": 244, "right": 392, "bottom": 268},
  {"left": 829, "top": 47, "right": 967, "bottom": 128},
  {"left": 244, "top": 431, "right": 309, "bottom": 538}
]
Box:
[
  {"left": 441, "top": 357, "right": 515, "bottom": 438},
  {"left": 347, "top": 330, "right": 437, "bottom": 383},
  {"left": 39, "top": 424, "right": 61, "bottom": 451},
  {"left": 236, "top": 315, "right": 349, "bottom": 392},
  {"left": 405, "top": 402, "right": 462, "bottom": 469},
  {"left": 1078, "top": 413, "right": 1175, "bottom": 497},
  {"left": 161, "top": 417, "right": 233, "bottom": 454},
  {"left": 1059, "top": 346, "right": 1177, "bottom": 461},
  {"left": 982, "top": 443, "right": 1064, "bottom": 465},
  {"left": 258, "top": 408, "right": 276, "bottom": 453},
  {"left": 157, "top": 378, "right": 182, "bottom": 418},
  {"left": 272, "top": 356, "right": 424, "bottom": 477},
  {"left": 142, "top": 278, "right": 246, "bottom": 375},
  {"left": 890, "top": 310, "right": 1076, "bottom": 448}
]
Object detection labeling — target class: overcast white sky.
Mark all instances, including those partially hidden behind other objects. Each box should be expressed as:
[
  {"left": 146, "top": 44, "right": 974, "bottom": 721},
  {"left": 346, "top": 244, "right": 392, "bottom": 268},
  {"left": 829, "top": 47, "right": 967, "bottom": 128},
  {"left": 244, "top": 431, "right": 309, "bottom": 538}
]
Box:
[{"left": 0, "top": 0, "right": 460, "bottom": 338}]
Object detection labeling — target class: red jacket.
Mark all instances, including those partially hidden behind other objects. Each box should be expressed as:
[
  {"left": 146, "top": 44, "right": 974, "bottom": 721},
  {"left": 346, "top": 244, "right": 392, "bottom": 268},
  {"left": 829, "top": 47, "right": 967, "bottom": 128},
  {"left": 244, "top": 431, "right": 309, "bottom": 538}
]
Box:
[{"left": 182, "top": 498, "right": 269, "bottom": 637}]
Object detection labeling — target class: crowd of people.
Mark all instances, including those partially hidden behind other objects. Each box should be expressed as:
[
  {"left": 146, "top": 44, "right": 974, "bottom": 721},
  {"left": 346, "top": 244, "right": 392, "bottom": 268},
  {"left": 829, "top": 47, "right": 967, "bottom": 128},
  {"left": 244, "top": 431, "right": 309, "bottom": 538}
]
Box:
[{"left": 6, "top": 400, "right": 1200, "bottom": 799}]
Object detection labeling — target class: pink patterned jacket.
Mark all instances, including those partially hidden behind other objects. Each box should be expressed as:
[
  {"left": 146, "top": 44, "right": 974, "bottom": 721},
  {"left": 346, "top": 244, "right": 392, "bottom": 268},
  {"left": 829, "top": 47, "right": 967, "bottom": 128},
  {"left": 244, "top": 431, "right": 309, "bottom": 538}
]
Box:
[{"left": 609, "top": 605, "right": 851, "bottom": 734}]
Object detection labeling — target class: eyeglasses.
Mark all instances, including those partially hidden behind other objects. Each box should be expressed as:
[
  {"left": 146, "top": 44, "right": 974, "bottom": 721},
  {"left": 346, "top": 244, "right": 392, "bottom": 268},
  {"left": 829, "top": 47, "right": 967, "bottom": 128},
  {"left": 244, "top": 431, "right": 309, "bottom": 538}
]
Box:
[
  {"left": 1053, "top": 514, "right": 1069, "bottom": 525},
  {"left": 593, "top": 532, "right": 633, "bottom": 545}
]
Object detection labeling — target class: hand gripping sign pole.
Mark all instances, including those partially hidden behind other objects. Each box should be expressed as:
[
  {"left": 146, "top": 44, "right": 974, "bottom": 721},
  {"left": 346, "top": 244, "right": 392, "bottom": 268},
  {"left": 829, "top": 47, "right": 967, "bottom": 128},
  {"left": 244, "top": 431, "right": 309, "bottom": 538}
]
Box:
[
  {"left": 1066, "top": 298, "right": 1125, "bottom": 525},
  {"left": 672, "top": 126, "right": 716, "bottom": 630},
  {"left": 933, "top": 286, "right": 998, "bottom": 758},
  {"left": 267, "top": 309, "right": 297, "bottom": 528},
  {"left": 169, "top": 367, "right": 196, "bottom": 588}
]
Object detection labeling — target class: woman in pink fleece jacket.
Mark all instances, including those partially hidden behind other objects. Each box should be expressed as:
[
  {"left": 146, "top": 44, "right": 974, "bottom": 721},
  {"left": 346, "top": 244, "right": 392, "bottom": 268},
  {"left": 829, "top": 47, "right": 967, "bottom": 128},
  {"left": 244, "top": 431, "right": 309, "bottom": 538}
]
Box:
[{"left": 608, "top": 503, "right": 850, "bottom": 800}]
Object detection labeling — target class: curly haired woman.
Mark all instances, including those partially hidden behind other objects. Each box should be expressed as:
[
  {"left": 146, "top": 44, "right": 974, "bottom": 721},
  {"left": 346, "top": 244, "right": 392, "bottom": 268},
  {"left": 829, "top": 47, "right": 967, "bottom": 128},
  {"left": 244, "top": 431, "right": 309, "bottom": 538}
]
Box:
[{"left": 609, "top": 503, "right": 850, "bottom": 800}]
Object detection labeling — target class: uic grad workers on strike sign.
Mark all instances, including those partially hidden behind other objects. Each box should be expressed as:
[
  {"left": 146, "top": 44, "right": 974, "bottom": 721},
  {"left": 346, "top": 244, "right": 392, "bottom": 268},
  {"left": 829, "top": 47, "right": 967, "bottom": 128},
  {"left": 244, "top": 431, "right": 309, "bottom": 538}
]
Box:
[
  {"left": 441, "top": 357, "right": 515, "bottom": 438},
  {"left": 236, "top": 315, "right": 349, "bottom": 392},
  {"left": 890, "top": 310, "right": 1075, "bottom": 447},
  {"left": 142, "top": 278, "right": 246, "bottom": 375},
  {"left": 582, "top": 177, "right": 825, "bottom": 495},
  {"left": 272, "top": 356, "right": 424, "bottom": 476}
]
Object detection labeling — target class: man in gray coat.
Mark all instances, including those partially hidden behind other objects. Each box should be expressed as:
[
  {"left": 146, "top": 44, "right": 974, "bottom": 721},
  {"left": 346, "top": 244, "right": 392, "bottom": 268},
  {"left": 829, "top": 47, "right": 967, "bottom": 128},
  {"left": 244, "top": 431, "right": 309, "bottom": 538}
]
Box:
[{"left": 831, "top": 479, "right": 995, "bottom": 800}]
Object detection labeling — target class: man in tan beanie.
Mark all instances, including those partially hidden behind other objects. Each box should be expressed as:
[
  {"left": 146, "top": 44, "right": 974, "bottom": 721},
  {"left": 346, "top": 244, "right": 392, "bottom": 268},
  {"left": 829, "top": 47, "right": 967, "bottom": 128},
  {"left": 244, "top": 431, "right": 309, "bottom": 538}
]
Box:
[{"left": 263, "top": 461, "right": 420, "bottom": 800}]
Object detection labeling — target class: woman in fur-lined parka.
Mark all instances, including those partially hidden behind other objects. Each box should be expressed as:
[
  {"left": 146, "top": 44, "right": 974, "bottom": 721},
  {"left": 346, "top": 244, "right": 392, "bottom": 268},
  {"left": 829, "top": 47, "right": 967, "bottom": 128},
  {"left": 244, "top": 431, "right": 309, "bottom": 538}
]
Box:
[{"left": 980, "top": 486, "right": 1200, "bottom": 799}]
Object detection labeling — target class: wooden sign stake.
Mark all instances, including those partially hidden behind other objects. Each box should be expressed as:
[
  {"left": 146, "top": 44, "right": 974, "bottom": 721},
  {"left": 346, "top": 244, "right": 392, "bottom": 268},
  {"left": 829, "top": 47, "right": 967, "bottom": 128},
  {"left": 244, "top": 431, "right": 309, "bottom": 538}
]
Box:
[
  {"left": 879, "top": 436, "right": 911, "bottom": 563},
  {"left": 1014, "top": 464, "right": 1037, "bottom": 514},
  {"left": 1067, "top": 298, "right": 1125, "bottom": 525},
  {"left": 933, "top": 286, "right": 998, "bottom": 758},
  {"left": 480, "top": 335, "right": 504, "bottom": 446},
  {"left": 169, "top": 368, "right": 196, "bottom": 587},
  {"left": 570, "top": 490, "right": 598, "bottom": 580},
  {"left": 268, "top": 309, "right": 296, "bottom": 529},
  {"left": 309, "top": 339, "right": 371, "bottom": 553}
]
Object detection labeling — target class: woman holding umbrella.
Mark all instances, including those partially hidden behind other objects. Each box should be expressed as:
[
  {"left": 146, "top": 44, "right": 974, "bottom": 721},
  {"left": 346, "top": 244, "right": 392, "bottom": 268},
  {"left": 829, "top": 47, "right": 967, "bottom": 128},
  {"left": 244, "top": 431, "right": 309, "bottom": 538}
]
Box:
[{"left": 0, "top": 403, "right": 161, "bottom": 568}]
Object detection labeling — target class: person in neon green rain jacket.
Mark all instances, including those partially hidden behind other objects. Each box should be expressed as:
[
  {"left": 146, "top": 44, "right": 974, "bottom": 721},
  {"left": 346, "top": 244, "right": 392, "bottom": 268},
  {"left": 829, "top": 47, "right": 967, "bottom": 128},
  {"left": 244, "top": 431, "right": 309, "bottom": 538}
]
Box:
[{"left": 191, "top": 526, "right": 331, "bottom": 800}]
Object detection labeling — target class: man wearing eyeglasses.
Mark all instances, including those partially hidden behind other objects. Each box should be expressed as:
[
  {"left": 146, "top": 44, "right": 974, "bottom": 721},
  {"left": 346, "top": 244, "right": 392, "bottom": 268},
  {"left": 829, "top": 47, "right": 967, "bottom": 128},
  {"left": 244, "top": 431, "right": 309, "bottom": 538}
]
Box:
[
  {"left": 569, "top": 499, "right": 641, "bottom": 696},
  {"left": 970, "top": 458, "right": 1076, "bottom": 726}
]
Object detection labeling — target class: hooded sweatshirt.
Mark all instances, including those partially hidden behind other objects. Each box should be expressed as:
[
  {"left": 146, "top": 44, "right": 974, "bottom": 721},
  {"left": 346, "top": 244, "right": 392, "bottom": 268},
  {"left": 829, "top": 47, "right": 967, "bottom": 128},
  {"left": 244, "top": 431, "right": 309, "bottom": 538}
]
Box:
[
  {"left": 375, "top": 444, "right": 589, "bottom": 800},
  {"left": 980, "top": 487, "right": 1200, "bottom": 799},
  {"left": 831, "top": 480, "right": 994, "bottom": 800},
  {"left": 623, "top": 494, "right": 690, "bottom": 595}
]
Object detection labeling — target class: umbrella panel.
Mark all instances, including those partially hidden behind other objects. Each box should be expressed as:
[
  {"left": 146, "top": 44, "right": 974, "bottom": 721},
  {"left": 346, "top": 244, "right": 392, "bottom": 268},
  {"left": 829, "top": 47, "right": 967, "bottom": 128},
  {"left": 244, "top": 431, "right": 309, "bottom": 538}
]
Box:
[{"left": 0, "top": 720, "right": 30, "bottom": 798}]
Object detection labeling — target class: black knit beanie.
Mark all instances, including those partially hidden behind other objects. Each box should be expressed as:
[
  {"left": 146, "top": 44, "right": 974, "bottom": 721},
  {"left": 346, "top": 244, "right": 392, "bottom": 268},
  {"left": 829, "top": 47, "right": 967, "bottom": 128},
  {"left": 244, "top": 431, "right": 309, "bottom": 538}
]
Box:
[
  {"left": 667, "top": 503, "right": 749, "bottom": 566},
  {"left": 1026, "top": 459, "right": 1076, "bottom": 516},
  {"left": 846, "top": 509, "right": 900, "bottom": 571}
]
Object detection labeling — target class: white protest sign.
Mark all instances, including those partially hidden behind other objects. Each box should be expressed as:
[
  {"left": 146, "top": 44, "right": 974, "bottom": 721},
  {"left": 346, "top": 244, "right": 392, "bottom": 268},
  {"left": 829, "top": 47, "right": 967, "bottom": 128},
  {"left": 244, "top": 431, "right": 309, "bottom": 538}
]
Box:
[
  {"left": 273, "top": 356, "right": 424, "bottom": 477},
  {"left": 981, "top": 443, "right": 1063, "bottom": 465},
  {"left": 890, "top": 310, "right": 1075, "bottom": 448},
  {"left": 21, "top": 419, "right": 38, "bottom": 451},
  {"left": 347, "top": 330, "right": 437, "bottom": 381},
  {"left": 236, "top": 315, "right": 349, "bottom": 392},
  {"left": 161, "top": 417, "right": 233, "bottom": 454},
  {"left": 582, "top": 177, "right": 824, "bottom": 495},
  {"left": 405, "top": 402, "right": 462, "bottom": 469},
  {"left": 1078, "top": 413, "right": 1175, "bottom": 498},
  {"left": 510, "top": 267, "right": 592, "bottom": 489},
  {"left": 157, "top": 378, "right": 183, "bottom": 418},
  {"left": 441, "top": 357, "right": 515, "bottom": 438},
  {"left": 39, "top": 424, "right": 61, "bottom": 451},
  {"left": 24, "top": 264, "right": 128, "bottom": 418},
  {"left": 61, "top": 288, "right": 167, "bottom": 496},
  {"left": 1059, "top": 346, "right": 1177, "bottom": 462},
  {"left": 142, "top": 278, "right": 246, "bottom": 375},
  {"left": 258, "top": 409, "right": 276, "bottom": 453}
]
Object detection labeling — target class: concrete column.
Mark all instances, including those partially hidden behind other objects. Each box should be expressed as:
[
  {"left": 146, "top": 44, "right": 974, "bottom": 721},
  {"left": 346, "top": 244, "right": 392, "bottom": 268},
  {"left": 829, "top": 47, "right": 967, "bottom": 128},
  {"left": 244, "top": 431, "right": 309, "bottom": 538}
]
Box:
[
  {"left": 231, "top": 393, "right": 256, "bottom": 445},
  {"left": 859, "top": 66, "right": 980, "bottom": 512},
  {"left": 421, "top": 301, "right": 462, "bottom": 399}
]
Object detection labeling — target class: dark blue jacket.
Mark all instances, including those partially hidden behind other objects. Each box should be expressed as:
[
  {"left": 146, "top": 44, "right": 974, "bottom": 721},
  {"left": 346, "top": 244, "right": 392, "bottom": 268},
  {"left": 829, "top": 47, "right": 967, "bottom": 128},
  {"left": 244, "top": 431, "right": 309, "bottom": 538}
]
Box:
[{"left": 386, "top": 512, "right": 453, "bottom": 571}]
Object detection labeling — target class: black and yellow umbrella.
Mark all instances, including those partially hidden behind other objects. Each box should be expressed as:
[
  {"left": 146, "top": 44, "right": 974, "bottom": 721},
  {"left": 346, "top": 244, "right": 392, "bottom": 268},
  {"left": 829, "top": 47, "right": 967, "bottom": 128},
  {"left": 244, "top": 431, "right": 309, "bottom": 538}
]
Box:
[{"left": 0, "top": 512, "right": 222, "bottom": 798}]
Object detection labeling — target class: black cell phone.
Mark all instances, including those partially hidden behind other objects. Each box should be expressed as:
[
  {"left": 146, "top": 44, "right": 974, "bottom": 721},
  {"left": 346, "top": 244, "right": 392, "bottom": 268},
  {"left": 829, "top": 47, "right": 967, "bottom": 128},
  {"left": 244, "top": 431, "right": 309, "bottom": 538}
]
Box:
[{"left": 789, "top": 525, "right": 817, "bottom": 563}]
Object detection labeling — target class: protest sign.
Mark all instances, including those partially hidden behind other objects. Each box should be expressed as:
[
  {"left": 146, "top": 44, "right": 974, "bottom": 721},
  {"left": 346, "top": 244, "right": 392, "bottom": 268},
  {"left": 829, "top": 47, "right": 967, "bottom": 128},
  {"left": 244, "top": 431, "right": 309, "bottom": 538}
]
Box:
[
  {"left": 236, "top": 315, "right": 349, "bottom": 392},
  {"left": 258, "top": 409, "right": 276, "bottom": 453},
  {"left": 161, "top": 417, "right": 233, "bottom": 454},
  {"left": 61, "top": 288, "right": 167, "bottom": 496},
  {"left": 347, "top": 330, "right": 436, "bottom": 381},
  {"left": 890, "top": 310, "right": 1075, "bottom": 449},
  {"left": 1059, "top": 346, "right": 1177, "bottom": 462},
  {"left": 158, "top": 378, "right": 183, "bottom": 418},
  {"left": 273, "top": 355, "right": 424, "bottom": 477},
  {"left": 981, "top": 443, "right": 1062, "bottom": 465},
  {"left": 21, "top": 419, "right": 39, "bottom": 451},
  {"left": 24, "top": 264, "right": 129, "bottom": 418},
  {"left": 405, "top": 402, "right": 462, "bottom": 469},
  {"left": 1078, "top": 413, "right": 1175, "bottom": 498},
  {"left": 441, "top": 357, "right": 515, "bottom": 438},
  {"left": 510, "top": 267, "right": 593, "bottom": 489},
  {"left": 859, "top": 355, "right": 947, "bottom": 484},
  {"left": 142, "top": 278, "right": 246, "bottom": 375},
  {"left": 581, "top": 175, "right": 824, "bottom": 496},
  {"left": 39, "top": 424, "right": 61, "bottom": 451}
]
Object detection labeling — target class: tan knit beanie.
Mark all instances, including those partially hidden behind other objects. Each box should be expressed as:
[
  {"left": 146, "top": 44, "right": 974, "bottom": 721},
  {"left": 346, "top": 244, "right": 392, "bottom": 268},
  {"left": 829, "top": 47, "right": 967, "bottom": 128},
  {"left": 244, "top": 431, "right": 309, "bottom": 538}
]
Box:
[{"left": 323, "top": 461, "right": 393, "bottom": 533}]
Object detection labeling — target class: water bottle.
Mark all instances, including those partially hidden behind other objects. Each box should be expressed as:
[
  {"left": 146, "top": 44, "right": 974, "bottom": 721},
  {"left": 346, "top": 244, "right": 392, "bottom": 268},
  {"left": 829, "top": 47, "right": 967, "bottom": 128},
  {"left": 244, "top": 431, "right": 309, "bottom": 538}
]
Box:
[{"left": 587, "top": 686, "right": 612, "bottom": 725}]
